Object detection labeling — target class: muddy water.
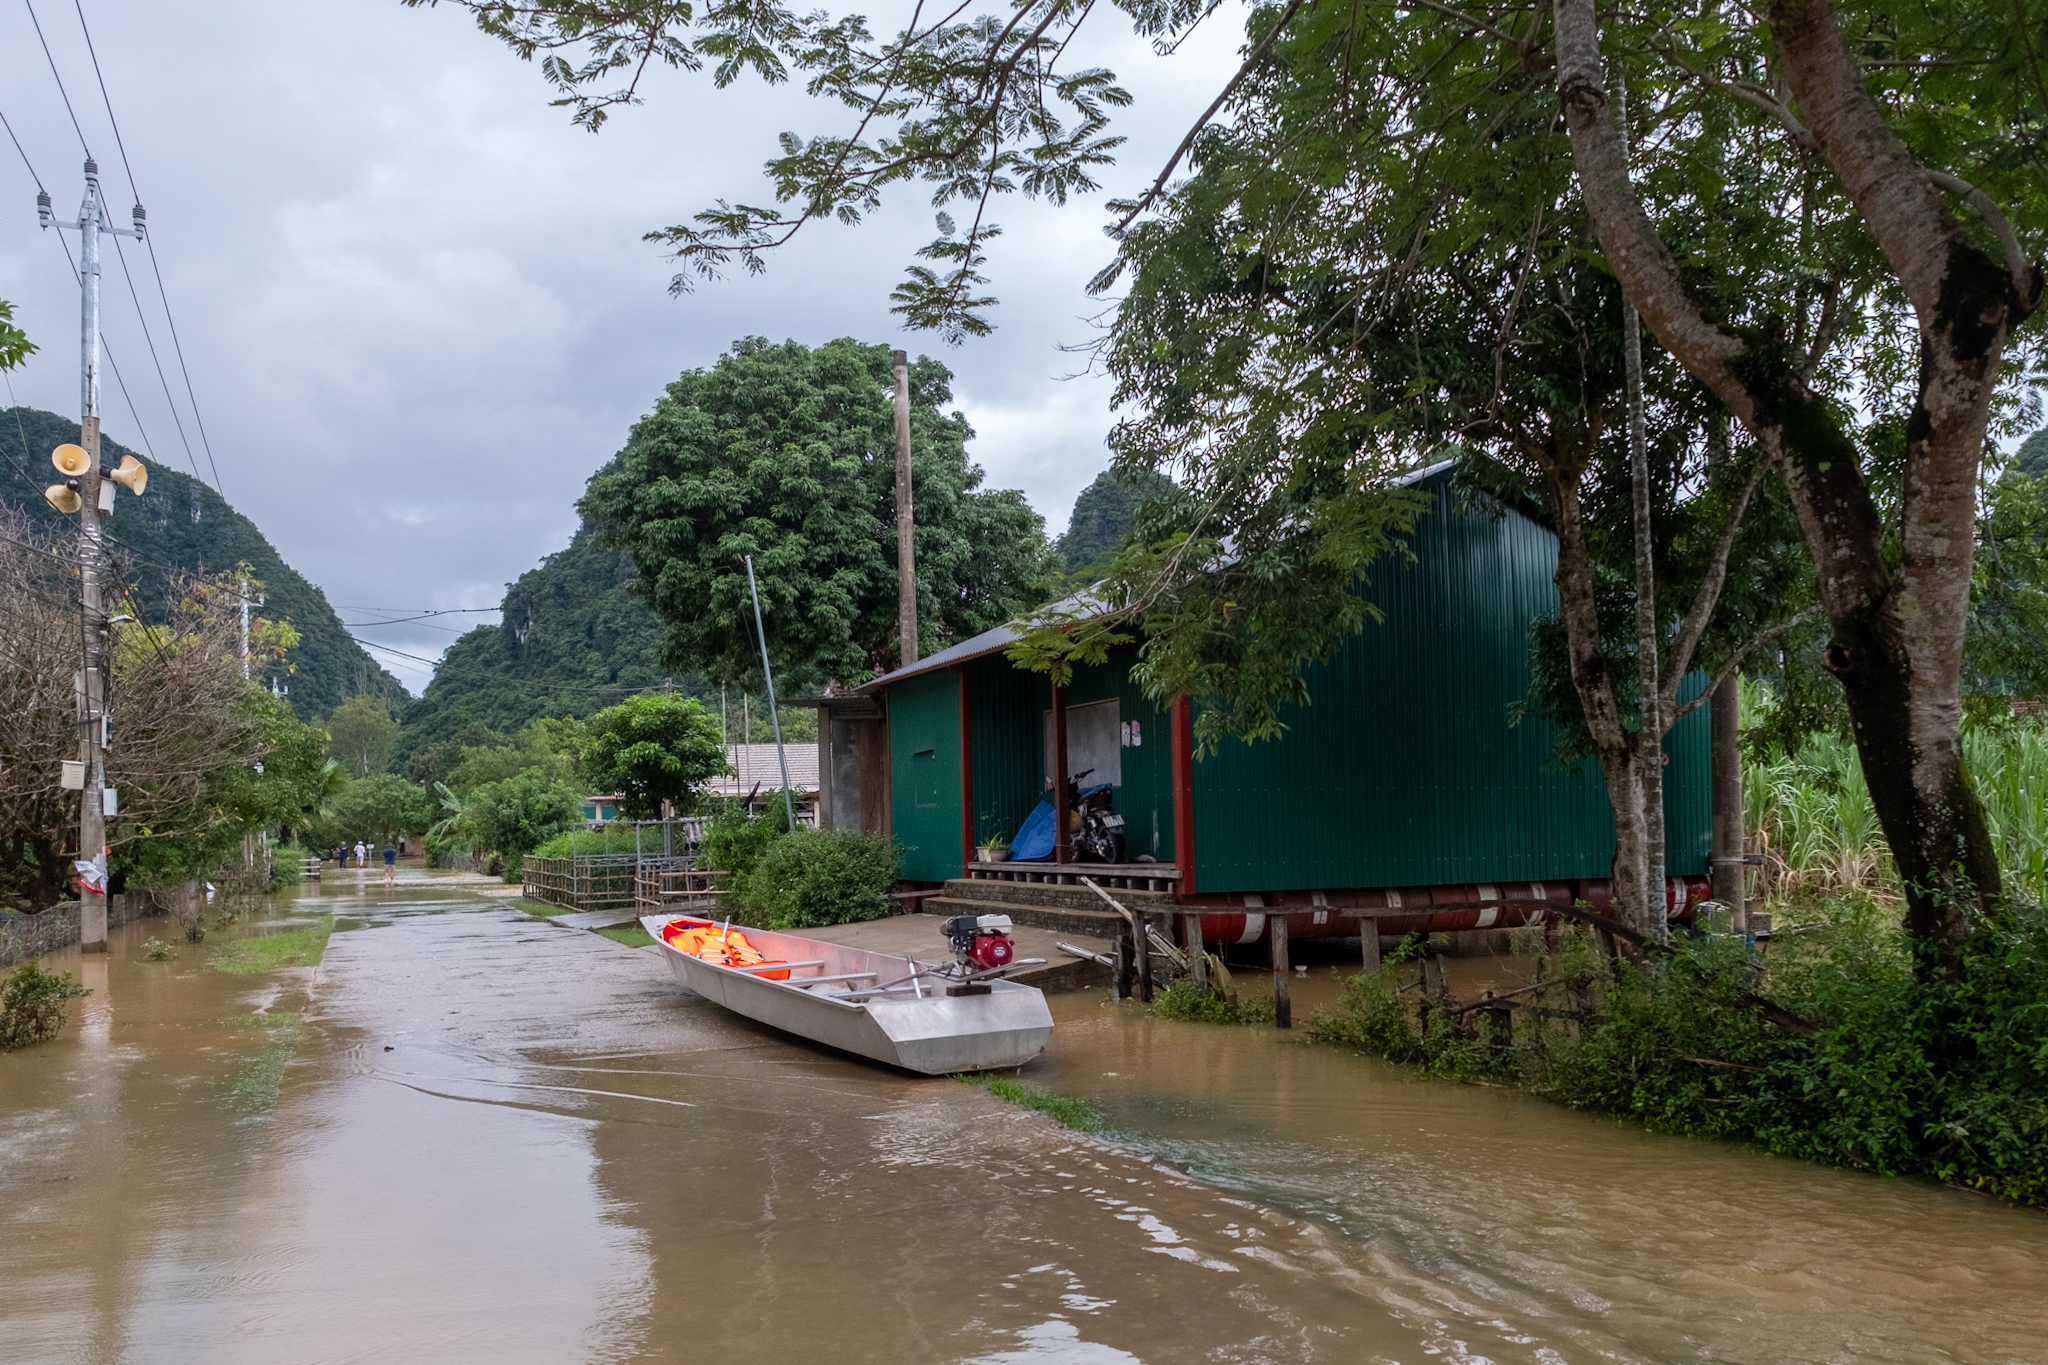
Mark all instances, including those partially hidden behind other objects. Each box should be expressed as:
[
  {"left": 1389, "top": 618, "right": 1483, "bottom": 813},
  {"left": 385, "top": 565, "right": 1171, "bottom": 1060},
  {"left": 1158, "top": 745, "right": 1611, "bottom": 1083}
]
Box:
[{"left": 2, "top": 881, "right": 2042, "bottom": 1364}]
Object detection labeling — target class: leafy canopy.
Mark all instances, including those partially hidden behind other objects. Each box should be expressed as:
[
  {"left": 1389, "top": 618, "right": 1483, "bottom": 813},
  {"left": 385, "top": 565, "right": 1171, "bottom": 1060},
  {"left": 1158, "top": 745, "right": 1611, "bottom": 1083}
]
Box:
[
  {"left": 581, "top": 337, "right": 1054, "bottom": 691},
  {"left": 579, "top": 694, "right": 728, "bottom": 818}
]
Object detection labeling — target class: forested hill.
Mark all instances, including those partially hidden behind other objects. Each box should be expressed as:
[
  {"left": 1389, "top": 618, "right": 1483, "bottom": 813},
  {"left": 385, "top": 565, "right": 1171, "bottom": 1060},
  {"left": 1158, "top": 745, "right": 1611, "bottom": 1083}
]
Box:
[
  {"left": 393, "top": 514, "right": 680, "bottom": 770},
  {"left": 1, "top": 406, "right": 405, "bottom": 720}
]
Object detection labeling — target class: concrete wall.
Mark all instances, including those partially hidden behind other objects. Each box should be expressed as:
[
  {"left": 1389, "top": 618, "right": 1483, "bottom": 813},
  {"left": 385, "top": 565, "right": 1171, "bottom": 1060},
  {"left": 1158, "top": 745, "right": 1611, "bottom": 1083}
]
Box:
[{"left": 0, "top": 887, "right": 184, "bottom": 968}]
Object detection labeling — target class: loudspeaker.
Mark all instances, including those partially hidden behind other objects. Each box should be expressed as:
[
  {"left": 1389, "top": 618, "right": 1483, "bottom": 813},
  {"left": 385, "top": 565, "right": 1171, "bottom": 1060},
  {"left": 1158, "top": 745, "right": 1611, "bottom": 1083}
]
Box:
[
  {"left": 107, "top": 454, "right": 148, "bottom": 496},
  {"left": 50, "top": 443, "right": 90, "bottom": 477},
  {"left": 43, "top": 483, "right": 82, "bottom": 514}
]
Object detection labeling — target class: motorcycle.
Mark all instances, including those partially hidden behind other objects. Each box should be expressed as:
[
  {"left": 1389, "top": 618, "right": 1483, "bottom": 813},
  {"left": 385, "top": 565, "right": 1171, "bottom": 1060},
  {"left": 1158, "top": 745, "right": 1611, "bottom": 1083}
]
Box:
[{"left": 1065, "top": 767, "right": 1127, "bottom": 864}]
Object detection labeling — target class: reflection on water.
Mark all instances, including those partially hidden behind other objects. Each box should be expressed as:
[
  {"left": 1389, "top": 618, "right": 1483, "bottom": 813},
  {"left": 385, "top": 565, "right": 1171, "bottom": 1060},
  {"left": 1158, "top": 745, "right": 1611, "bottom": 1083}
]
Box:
[{"left": 2, "top": 879, "right": 2042, "bottom": 1365}]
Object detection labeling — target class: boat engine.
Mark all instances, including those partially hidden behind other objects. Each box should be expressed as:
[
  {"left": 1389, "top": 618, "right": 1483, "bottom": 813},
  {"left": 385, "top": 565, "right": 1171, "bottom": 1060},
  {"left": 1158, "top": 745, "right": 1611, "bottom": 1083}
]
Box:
[{"left": 942, "top": 913, "right": 1016, "bottom": 972}]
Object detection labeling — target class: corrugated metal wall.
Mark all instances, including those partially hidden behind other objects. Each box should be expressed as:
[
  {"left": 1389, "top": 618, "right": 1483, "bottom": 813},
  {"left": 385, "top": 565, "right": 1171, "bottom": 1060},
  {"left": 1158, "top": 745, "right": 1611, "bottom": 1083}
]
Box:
[
  {"left": 963, "top": 655, "right": 1177, "bottom": 862},
  {"left": 1190, "top": 473, "right": 1712, "bottom": 893},
  {"left": 966, "top": 655, "right": 1043, "bottom": 853},
  {"left": 889, "top": 669, "right": 962, "bottom": 882},
  {"left": 1061, "top": 655, "right": 1176, "bottom": 863}
]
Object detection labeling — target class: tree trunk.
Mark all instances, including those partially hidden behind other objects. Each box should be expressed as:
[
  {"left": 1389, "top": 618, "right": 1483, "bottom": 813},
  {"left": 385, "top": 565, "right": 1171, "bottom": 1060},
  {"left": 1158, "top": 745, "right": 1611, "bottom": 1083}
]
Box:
[
  {"left": 1552, "top": 0, "right": 2036, "bottom": 960},
  {"left": 1543, "top": 446, "right": 1656, "bottom": 938}
]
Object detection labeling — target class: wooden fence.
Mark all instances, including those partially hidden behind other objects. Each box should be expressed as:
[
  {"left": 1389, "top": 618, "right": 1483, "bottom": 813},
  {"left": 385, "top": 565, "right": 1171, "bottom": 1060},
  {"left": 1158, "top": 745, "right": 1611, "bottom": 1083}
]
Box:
[{"left": 523, "top": 854, "right": 690, "bottom": 913}]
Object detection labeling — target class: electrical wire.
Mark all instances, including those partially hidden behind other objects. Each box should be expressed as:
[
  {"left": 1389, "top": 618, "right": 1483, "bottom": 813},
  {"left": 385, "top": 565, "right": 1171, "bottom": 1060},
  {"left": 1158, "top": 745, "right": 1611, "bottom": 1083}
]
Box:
[
  {"left": 0, "top": 104, "right": 46, "bottom": 193},
  {"left": 109, "top": 235, "right": 203, "bottom": 481},
  {"left": 68, "top": 0, "right": 225, "bottom": 498},
  {"left": 21, "top": 0, "right": 91, "bottom": 159}
]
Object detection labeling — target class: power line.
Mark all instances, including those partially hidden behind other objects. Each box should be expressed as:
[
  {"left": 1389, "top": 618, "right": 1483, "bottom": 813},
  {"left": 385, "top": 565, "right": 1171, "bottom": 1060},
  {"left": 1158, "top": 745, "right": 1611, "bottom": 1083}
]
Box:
[
  {"left": 110, "top": 236, "right": 203, "bottom": 481},
  {"left": 349, "top": 635, "right": 448, "bottom": 668},
  {"left": 0, "top": 105, "right": 46, "bottom": 193},
  {"left": 22, "top": 0, "right": 91, "bottom": 159},
  {"left": 67, "top": 0, "right": 225, "bottom": 499}
]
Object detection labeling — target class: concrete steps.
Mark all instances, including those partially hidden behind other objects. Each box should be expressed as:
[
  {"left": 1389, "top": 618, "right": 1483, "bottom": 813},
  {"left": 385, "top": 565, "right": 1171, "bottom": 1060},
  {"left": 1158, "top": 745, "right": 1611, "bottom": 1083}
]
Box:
[{"left": 928, "top": 876, "right": 1180, "bottom": 939}]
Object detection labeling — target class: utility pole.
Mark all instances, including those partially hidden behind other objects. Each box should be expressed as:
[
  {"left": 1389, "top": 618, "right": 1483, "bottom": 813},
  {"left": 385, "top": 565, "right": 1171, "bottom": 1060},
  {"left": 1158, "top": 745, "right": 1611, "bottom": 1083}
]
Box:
[
  {"left": 892, "top": 349, "right": 917, "bottom": 669},
  {"left": 40, "top": 160, "right": 145, "bottom": 953}
]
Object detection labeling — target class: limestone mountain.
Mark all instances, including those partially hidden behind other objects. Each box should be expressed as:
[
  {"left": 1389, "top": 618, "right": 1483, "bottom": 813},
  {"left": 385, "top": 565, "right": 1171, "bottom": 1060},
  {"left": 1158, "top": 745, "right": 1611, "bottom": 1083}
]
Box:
[{"left": 0, "top": 406, "right": 404, "bottom": 720}]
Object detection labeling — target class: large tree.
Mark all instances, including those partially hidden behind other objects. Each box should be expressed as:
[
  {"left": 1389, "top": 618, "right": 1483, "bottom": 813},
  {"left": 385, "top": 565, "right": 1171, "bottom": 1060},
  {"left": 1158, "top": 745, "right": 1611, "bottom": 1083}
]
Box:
[
  {"left": 422, "top": 0, "right": 2046, "bottom": 957},
  {"left": 580, "top": 337, "right": 1055, "bottom": 690}
]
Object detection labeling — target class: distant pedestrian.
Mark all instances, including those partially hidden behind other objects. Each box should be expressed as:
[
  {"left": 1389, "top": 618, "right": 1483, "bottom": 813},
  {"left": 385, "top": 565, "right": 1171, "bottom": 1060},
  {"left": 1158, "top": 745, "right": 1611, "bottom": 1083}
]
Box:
[
  {"left": 353, "top": 839, "right": 367, "bottom": 867},
  {"left": 383, "top": 843, "right": 397, "bottom": 886}
]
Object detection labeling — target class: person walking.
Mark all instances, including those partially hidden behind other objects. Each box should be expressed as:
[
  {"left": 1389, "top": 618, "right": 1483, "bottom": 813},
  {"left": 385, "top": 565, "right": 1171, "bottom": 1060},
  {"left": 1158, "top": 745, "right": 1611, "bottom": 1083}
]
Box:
[
  {"left": 383, "top": 843, "right": 398, "bottom": 887},
  {"left": 353, "top": 839, "right": 367, "bottom": 868}
]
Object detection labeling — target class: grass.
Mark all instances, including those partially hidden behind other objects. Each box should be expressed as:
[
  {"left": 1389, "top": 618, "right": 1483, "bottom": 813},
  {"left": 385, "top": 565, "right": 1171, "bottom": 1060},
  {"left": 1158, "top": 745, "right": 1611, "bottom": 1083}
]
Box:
[
  {"left": 961, "top": 1073, "right": 1108, "bottom": 1133},
  {"left": 596, "top": 925, "right": 654, "bottom": 947},
  {"left": 519, "top": 901, "right": 575, "bottom": 919},
  {"left": 227, "top": 1012, "right": 302, "bottom": 1112},
  {"left": 207, "top": 916, "right": 334, "bottom": 975}
]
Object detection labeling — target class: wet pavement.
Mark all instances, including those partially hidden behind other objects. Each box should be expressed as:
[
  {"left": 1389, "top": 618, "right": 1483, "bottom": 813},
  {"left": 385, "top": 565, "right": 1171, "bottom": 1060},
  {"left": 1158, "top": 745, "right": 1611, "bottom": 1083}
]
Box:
[{"left": 3, "top": 875, "right": 2044, "bottom": 1364}]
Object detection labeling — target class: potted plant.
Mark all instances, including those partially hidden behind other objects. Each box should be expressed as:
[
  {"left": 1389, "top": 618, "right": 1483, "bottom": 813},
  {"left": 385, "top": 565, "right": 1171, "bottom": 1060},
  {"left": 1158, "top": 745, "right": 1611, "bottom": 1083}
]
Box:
[{"left": 975, "top": 827, "right": 1011, "bottom": 864}]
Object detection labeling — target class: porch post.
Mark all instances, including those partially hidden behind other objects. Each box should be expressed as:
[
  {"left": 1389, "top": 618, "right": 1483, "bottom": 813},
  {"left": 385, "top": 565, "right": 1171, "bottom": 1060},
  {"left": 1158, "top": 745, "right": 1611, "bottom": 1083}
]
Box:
[
  {"left": 1052, "top": 682, "right": 1072, "bottom": 864},
  {"left": 958, "top": 666, "right": 974, "bottom": 872},
  {"left": 1270, "top": 914, "right": 1291, "bottom": 1029},
  {"left": 1170, "top": 697, "right": 1195, "bottom": 894}
]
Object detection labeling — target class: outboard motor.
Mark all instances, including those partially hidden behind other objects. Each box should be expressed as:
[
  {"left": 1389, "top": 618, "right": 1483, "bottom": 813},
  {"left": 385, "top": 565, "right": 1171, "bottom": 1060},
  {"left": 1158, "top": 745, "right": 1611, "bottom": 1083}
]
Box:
[{"left": 942, "top": 913, "right": 1016, "bottom": 973}]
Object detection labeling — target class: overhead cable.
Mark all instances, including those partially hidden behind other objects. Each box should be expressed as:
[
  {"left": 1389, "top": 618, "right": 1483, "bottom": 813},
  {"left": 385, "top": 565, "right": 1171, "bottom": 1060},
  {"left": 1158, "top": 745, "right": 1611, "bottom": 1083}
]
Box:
[{"left": 69, "top": 0, "right": 226, "bottom": 499}]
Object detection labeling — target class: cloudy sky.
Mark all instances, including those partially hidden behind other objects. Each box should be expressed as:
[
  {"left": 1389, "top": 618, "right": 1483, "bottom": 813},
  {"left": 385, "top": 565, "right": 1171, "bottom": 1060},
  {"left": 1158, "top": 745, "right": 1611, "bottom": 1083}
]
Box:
[{"left": 0, "top": 0, "right": 1248, "bottom": 693}]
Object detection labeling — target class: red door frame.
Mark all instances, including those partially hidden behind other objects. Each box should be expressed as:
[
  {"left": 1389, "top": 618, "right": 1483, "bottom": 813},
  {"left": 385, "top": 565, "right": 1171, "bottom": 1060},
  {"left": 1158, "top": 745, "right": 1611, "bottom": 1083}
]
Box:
[
  {"left": 957, "top": 666, "right": 974, "bottom": 872},
  {"left": 1171, "top": 696, "right": 1196, "bottom": 897}
]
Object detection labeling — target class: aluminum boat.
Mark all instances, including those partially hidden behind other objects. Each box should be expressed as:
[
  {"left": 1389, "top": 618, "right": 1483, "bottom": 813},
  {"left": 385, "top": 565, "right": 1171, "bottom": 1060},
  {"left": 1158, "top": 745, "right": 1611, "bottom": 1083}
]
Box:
[{"left": 640, "top": 915, "right": 1054, "bottom": 1074}]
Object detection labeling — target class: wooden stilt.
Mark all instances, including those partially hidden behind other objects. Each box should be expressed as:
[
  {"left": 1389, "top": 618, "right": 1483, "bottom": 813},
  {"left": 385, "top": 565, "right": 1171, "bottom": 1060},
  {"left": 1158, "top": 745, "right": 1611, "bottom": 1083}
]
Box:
[
  {"left": 1135, "top": 913, "right": 1153, "bottom": 1004},
  {"left": 1358, "top": 915, "right": 1380, "bottom": 974},
  {"left": 1271, "top": 914, "right": 1291, "bottom": 1029},
  {"left": 1113, "top": 921, "right": 1133, "bottom": 1000},
  {"left": 1183, "top": 912, "right": 1208, "bottom": 991}
]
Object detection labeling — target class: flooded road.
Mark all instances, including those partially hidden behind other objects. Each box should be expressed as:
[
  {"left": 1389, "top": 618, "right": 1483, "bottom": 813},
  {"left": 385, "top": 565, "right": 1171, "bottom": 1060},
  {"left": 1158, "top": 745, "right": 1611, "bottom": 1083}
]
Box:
[{"left": 3, "top": 879, "right": 2043, "bottom": 1364}]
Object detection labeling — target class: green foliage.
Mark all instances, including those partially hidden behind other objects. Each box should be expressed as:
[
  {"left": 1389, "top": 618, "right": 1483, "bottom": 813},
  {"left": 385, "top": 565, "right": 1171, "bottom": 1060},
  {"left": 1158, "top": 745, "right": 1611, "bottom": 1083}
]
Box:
[
  {"left": 0, "top": 299, "right": 33, "bottom": 371},
  {"left": 441, "top": 719, "right": 581, "bottom": 795},
  {"left": 531, "top": 824, "right": 653, "bottom": 859},
  {"left": 1, "top": 406, "right": 405, "bottom": 720},
  {"left": 595, "top": 924, "right": 655, "bottom": 948},
  {"left": 327, "top": 695, "right": 401, "bottom": 778},
  {"left": 1312, "top": 911, "right": 2048, "bottom": 1205},
  {"left": 461, "top": 767, "right": 582, "bottom": 860},
  {"left": 114, "top": 692, "right": 335, "bottom": 892},
  {"left": 313, "top": 774, "right": 436, "bottom": 848},
  {"left": 1147, "top": 978, "right": 1276, "bottom": 1026},
  {"left": 579, "top": 694, "right": 727, "bottom": 818},
  {"left": 394, "top": 521, "right": 681, "bottom": 774},
  {"left": 579, "top": 337, "right": 1055, "bottom": 691},
  {"left": 1055, "top": 468, "right": 1176, "bottom": 577},
  {"left": 268, "top": 847, "right": 307, "bottom": 888},
  {"left": 697, "top": 797, "right": 792, "bottom": 879},
  {"left": 729, "top": 827, "right": 899, "bottom": 930},
  {"left": 0, "top": 962, "right": 89, "bottom": 1049},
  {"left": 141, "top": 937, "right": 178, "bottom": 961},
  {"left": 208, "top": 917, "right": 335, "bottom": 975},
  {"left": 961, "top": 1073, "right": 1108, "bottom": 1131}
]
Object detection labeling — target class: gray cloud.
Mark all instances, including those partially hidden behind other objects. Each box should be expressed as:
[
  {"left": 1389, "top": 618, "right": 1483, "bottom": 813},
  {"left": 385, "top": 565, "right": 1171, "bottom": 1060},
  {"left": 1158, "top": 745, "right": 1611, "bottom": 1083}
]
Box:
[{"left": 0, "top": 0, "right": 1246, "bottom": 693}]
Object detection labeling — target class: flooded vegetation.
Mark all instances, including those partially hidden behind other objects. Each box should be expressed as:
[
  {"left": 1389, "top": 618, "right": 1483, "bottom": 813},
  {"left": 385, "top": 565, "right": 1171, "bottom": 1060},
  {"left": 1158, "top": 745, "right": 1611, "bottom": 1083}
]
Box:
[{"left": 3, "top": 876, "right": 2044, "bottom": 1364}]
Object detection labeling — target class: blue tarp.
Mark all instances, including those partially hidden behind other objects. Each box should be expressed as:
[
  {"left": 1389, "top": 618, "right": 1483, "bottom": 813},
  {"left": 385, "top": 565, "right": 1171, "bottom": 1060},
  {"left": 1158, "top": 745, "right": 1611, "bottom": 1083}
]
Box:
[
  {"left": 1007, "top": 784, "right": 1114, "bottom": 862},
  {"left": 1010, "top": 800, "right": 1056, "bottom": 861}
]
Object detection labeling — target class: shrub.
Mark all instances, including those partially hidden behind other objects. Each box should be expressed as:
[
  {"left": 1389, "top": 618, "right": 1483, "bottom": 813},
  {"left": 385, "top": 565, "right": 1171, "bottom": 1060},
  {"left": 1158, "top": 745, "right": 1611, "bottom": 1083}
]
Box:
[
  {"left": 1149, "top": 978, "right": 1277, "bottom": 1026},
  {"left": 1308, "top": 904, "right": 2048, "bottom": 1204},
  {"left": 268, "top": 847, "right": 306, "bottom": 889},
  {"left": 530, "top": 825, "right": 665, "bottom": 859},
  {"left": 732, "top": 828, "right": 899, "bottom": 930},
  {"left": 698, "top": 797, "right": 795, "bottom": 880},
  {"left": 142, "top": 937, "right": 178, "bottom": 961},
  {"left": 1, "top": 962, "right": 90, "bottom": 1049}
]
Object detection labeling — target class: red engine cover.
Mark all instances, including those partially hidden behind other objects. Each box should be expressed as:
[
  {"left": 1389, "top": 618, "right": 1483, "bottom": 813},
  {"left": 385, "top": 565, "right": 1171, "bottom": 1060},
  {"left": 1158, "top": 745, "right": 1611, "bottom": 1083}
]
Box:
[{"left": 967, "top": 933, "right": 1014, "bottom": 971}]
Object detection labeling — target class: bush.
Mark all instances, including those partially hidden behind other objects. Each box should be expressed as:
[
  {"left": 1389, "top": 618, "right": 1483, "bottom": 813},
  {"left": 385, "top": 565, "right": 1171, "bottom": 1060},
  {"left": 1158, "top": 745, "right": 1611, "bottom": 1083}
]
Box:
[
  {"left": 531, "top": 825, "right": 658, "bottom": 860},
  {"left": 268, "top": 847, "right": 306, "bottom": 889},
  {"left": 0, "top": 962, "right": 90, "bottom": 1049},
  {"left": 698, "top": 797, "right": 796, "bottom": 881},
  {"left": 731, "top": 828, "right": 899, "bottom": 930},
  {"left": 1149, "top": 978, "right": 1277, "bottom": 1026},
  {"left": 1308, "top": 903, "right": 2048, "bottom": 1204}
]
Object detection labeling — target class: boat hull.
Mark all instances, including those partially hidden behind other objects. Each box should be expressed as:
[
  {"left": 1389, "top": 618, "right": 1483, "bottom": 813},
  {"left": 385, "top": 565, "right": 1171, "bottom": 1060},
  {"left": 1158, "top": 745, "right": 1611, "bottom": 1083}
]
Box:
[{"left": 640, "top": 917, "right": 1053, "bottom": 1074}]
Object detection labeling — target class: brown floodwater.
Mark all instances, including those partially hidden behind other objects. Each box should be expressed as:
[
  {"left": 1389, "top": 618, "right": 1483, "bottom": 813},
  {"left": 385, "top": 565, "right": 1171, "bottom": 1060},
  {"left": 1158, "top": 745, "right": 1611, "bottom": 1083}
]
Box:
[{"left": 3, "top": 876, "right": 2043, "bottom": 1364}]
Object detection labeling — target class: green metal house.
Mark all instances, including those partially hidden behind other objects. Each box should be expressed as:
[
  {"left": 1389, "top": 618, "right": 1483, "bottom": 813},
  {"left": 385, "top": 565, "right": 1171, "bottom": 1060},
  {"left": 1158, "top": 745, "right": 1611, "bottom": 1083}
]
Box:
[{"left": 815, "top": 464, "right": 1711, "bottom": 934}]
